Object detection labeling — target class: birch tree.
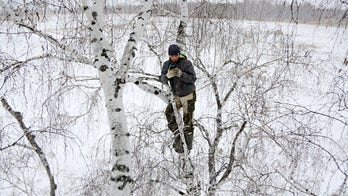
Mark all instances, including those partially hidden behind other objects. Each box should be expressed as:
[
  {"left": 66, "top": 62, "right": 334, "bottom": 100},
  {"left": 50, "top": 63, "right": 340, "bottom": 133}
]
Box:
[{"left": 0, "top": 0, "right": 153, "bottom": 195}]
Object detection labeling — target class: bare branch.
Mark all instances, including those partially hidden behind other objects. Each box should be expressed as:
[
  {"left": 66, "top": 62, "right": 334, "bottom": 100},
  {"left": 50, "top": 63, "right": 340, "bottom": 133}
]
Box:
[
  {"left": 1, "top": 97, "right": 57, "bottom": 196},
  {"left": 217, "top": 121, "right": 247, "bottom": 185}
]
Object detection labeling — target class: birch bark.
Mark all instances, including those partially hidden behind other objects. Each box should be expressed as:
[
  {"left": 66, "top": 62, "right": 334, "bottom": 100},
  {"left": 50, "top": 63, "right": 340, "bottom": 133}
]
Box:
[{"left": 83, "top": 0, "right": 152, "bottom": 194}]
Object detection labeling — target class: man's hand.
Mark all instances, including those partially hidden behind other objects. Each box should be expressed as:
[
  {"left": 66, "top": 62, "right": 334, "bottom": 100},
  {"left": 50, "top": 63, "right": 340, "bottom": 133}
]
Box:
[{"left": 166, "top": 68, "right": 182, "bottom": 78}]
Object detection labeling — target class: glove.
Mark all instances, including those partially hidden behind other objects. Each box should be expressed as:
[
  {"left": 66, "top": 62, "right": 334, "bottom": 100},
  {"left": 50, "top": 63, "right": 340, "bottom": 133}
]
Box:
[{"left": 166, "top": 67, "right": 182, "bottom": 79}]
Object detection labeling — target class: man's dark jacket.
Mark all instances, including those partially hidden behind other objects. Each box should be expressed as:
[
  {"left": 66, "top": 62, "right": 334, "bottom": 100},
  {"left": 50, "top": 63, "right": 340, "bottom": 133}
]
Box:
[{"left": 161, "top": 54, "right": 196, "bottom": 97}]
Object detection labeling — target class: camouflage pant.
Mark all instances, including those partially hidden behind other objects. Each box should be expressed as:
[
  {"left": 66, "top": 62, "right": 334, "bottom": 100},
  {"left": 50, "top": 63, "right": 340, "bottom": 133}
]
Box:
[{"left": 165, "top": 92, "right": 196, "bottom": 153}]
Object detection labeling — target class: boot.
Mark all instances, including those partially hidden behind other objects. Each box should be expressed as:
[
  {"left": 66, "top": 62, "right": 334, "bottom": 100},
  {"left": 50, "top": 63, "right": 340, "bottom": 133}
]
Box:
[
  {"left": 185, "top": 132, "right": 193, "bottom": 151},
  {"left": 173, "top": 135, "right": 184, "bottom": 153},
  {"left": 173, "top": 133, "right": 193, "bottom": 153}
]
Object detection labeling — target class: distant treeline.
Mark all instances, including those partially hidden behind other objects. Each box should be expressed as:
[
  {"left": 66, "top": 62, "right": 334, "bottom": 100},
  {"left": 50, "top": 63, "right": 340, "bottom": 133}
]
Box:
[
  {"left": 107, "top": 0, "right": 347, "bottom": 26},
  {"left": 1, "top": 0, "right": 346, "bottom": 26}
]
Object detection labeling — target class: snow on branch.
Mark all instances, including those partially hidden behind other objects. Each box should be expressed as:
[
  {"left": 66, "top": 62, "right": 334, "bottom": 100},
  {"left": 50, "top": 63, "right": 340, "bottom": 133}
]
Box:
[
  {"left": 128, "top": 74, "right": 170, "bottom": 103},
  {"left": 0, "top": 54, "right": 53, "bottom": 73},
  {"left": 16, "top": 23, "right": 90, "bottom": 64}
]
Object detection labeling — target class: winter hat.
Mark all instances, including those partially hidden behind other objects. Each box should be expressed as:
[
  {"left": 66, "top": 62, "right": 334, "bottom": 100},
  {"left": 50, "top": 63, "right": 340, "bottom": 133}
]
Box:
[{"left": 168, "top": 44, "right": 180, "bottom": 55}]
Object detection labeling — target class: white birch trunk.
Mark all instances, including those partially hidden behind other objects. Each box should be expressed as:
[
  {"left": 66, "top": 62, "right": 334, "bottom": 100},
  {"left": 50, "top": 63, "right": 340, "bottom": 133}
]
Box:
[
  {"left": 83, "top": 1, "right": 130, "bottom": 194},
  {"left": 176, "top": 0, "right": 189, "bottom": 51},
  {"left": 83, "top": 0, "right": 152, "bottom": 194}
]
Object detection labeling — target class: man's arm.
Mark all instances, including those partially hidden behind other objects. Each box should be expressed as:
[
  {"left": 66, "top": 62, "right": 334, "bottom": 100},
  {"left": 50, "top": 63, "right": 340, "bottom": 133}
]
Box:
[
  {"left": 179, "top": 61, "right": 196, "bottom": 84},
  {"left": 160, "top": 62, "right": 169, "bottom": 84}
]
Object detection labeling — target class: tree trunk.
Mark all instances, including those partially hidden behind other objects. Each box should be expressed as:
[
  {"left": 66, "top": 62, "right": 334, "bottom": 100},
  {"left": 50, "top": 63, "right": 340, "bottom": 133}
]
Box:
[{"left": 83, "top": 0, "right": 152, "bottom": 194}]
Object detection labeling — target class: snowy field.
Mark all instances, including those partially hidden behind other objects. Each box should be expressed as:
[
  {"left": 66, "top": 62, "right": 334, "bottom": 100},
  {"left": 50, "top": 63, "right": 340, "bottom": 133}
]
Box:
[{"left": 0, "top": 12, "right": 348, "bottom": 196}]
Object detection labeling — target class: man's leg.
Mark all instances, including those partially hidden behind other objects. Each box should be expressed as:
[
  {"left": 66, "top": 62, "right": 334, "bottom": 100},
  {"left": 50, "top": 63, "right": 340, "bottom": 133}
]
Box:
[
  {"left": 165, "top": 98, "right": 184, "bottom": 153},
  {"left": 165, "top": 103, "right": 178, "bottom": 134},
  {"left": 181, "top": 92, "right": 196, "bottom": 151}
]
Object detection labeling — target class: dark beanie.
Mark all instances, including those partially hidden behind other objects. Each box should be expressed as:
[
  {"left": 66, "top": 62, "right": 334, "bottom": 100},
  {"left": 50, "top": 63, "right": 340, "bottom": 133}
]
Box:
[{"left": 168, "top": 44, "right": 180, "bottom": 55}]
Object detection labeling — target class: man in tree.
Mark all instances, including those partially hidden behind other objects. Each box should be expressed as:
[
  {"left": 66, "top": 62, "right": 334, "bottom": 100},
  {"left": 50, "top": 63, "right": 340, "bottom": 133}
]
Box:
[{"left": 161, "top": 44, "right": 197, "bottom": 153}]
